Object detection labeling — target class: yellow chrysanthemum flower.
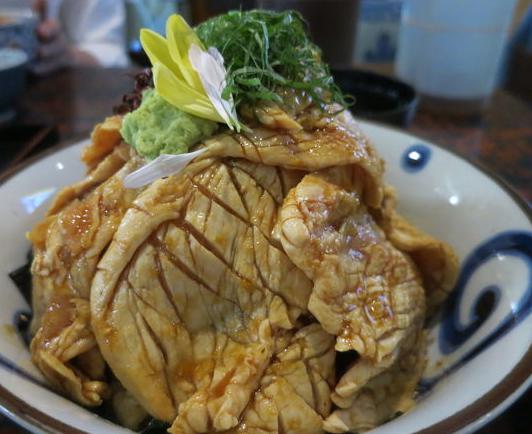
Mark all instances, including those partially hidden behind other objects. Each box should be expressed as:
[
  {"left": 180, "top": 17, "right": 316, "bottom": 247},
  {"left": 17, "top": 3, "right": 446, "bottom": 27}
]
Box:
[{"left": 140, "top": 14, "right": 239, "bottom": 130}]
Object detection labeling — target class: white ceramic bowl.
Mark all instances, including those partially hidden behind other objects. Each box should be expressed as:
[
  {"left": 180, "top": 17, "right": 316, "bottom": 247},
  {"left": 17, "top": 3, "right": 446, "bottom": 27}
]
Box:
[{"left": 0, "top": 121, "right": 530, "bottom": 433}]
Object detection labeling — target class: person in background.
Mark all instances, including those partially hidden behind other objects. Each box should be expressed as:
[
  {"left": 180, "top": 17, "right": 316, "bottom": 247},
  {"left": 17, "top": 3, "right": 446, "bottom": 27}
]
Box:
[{"left": 33, "top": 0, "right": 128, "bottom": 75}]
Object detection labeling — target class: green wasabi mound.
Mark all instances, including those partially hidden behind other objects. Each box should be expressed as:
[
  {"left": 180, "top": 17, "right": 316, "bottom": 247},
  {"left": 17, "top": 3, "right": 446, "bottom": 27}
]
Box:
[{"left": 121, "top": 89, "right": 217, "bottom": 159}]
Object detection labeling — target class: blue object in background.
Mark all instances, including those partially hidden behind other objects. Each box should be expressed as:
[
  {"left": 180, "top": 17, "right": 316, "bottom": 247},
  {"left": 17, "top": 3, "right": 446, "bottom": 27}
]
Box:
[
  {"left": 354, "top": 0, "right": 403, "bottom": 63},
  {"left": 401, "top": 144, "right": 431, "bottom": 173},
  {"left": 507, "top": 5, "right": 532, "bottom": 52}
]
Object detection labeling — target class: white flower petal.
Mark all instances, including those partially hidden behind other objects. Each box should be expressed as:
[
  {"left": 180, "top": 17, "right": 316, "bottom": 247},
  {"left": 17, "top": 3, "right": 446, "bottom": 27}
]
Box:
[
  {"left": 189, "top": 44, "right": 240, "bottom": 131},
  {"left": 123, "top": 148, "right": 206, "bottom": 189},
  {"left": 208, "top": 47, "right": 225, "bottom": 68},
  {"left": 190, "top": 44, "right": 226, "bottom": 86}
]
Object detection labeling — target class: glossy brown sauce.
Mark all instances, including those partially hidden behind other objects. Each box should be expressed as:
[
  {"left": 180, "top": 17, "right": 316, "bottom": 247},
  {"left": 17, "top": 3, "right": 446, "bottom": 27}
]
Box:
[{"left": 39, "top": 294, "right": 74, "bottom": 345}]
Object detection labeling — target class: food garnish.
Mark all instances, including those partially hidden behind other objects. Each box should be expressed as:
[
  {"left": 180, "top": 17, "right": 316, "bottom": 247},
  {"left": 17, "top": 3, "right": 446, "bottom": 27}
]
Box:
[
  {"left": 196, "top": 10, "right": 348, "bottom": 109},
  {"left": 120, "top": 89, "right": 216, "bottom": 160},
  {"left": 141, "top": 14, "right": 240, "bottom": 131},
  {"left": 123, "top": 11, "right": 354, "bottom": 187}
]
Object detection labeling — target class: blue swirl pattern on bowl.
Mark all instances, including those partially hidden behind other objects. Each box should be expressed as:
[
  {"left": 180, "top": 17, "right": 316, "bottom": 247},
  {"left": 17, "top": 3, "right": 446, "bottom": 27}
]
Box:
[
  {"left": 440, "top": 231, "right": 532, "bottom": 354},
  {"left": 419, "top": 230, "right": 532, "bottom": 392}
]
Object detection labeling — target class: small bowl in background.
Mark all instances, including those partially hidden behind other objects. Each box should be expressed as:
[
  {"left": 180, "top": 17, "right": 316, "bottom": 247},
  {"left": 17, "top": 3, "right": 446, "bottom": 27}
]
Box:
[
  {"left": 0, "top": 8, "right": 38, "bottom": 61},
  {"left": 333, "top": 69, "right": 419, "bottom": 127},
  {"left": 0, "top": 47, "right": 28, "bottom": 125}
]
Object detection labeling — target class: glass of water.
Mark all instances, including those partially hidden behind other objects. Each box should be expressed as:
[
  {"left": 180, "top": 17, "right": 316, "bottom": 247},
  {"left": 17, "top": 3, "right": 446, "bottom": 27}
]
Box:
[{"left": 395, "top": 0, "right": 517, "bottom": 116}]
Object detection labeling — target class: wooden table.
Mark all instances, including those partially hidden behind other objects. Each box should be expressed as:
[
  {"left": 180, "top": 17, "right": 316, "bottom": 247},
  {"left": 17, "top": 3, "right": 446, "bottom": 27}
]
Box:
[{"left": 1, "top": 67, "right": 530, "bottom": 433}]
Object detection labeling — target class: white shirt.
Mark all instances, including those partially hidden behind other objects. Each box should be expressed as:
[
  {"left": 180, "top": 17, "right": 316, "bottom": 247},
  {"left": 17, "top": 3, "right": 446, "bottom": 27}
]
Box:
[{"left": 56, "top": 0, "right": 128, "bottom": 67}]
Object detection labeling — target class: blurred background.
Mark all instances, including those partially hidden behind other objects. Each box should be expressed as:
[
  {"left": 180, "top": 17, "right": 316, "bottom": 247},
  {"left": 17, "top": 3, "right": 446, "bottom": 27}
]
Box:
[
  {"left": 0, "top": 1, "right": 530, "bottom": 433},
  {"left": 1, "top": 0, "right": 531, "bottom": 126}
]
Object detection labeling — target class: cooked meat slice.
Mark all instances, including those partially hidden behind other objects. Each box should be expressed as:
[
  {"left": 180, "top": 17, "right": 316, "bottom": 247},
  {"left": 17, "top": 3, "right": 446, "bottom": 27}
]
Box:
[
  {"left": 266, "top": 324, "right": 335, "bottom": 418},
  {"left": 190, "top": 160, "right": 310, "bottom": 318},
  {"left": 81, "top": 115, "right": 124, "bottom": 170},
  {"left": 337, "top": 104, "right": 457, "bottom": 310},
  {"left": 45, "top": 143, "right": 131, "bottom": 218},
  {"left": 30, "top": 298, "right": 108, "bottom": 406},
  {"left": 91, "top": 160, "right": 313, "bottom": 430},
  {"left": 169, "top": 323, "right": 274, "bottom": 433},
  {"left": 278, "top": 174, "right": 425, "bottom": 363},
  {"left": 330, "top": 358, "right": 387, "bottom": 409},
  {"left": 324, "top": 329, "right": 426, "bottom": 433},
  {"left": 203, "top": 116, "right": 384, "bottom": 207},
  {"left": 29, "top": 157, "right": 140, "bottom": 406},
  {"left": 111, "top": 381, "right": 149, "bottom": 429},
  {"left": 31, "top": 158, "right": 140, "bottom": 328},
  {"left": 229, "top": 324, "right": 335, "bottom": 434},
  {"left": 251, "top": 101, "right": 304, "bottom": 131},
  {"left": 234, "top": 377, "right": 323, "bottom": 434},
  {"left": 373, "top": 187, "right": 459, "bottom": 310},
  {"left": 29, "top": 144, "right": 131, "bottom": 251}
]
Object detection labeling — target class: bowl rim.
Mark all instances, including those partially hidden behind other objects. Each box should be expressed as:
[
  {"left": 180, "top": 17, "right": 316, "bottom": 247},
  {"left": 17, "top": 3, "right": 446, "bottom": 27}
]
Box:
[{"left": 0, "top": 124, "right": 530, "bottom": 434}]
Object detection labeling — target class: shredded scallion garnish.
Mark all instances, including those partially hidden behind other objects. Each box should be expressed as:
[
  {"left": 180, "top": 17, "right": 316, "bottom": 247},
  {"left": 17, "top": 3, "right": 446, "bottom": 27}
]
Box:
[{"left": 196, "top": 9, "right": 349, "bottom": 110}]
